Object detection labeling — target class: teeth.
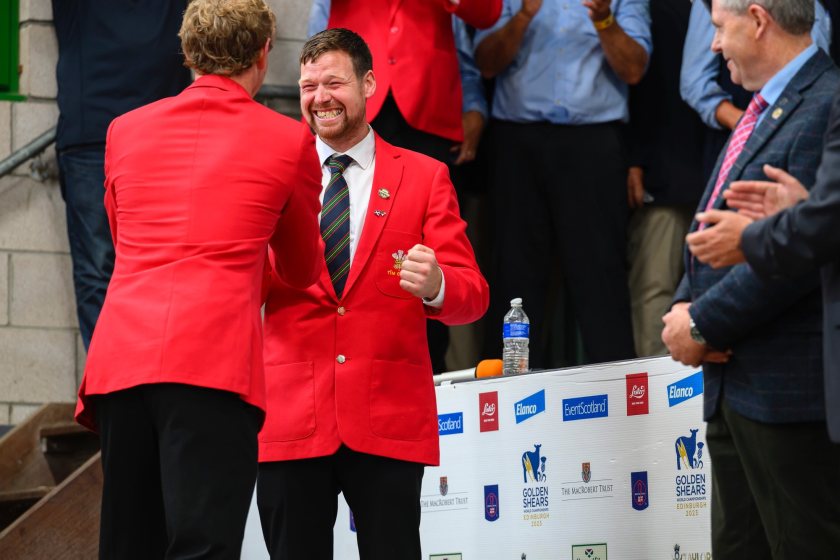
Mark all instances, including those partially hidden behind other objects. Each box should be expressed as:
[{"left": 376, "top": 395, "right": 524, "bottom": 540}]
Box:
[{"left": 316, "top": 109, "right": 342, "bottom": 118}]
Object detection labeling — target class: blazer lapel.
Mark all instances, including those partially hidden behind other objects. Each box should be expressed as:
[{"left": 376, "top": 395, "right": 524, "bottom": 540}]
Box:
[
  {"left": 713, "top": 50, "right": 831, "bottom": 209},
  {"left": 389, "top": 0, "right": 404, "bottom": 22},
  {"left": 341, "top": 135, "right": 404, "bottom": 298},
  {"left": 712, "top": 93, "right": 803, "bottom": 210}
]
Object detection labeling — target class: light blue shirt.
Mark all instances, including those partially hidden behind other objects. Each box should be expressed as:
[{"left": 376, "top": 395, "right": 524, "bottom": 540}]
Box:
[
  {"left": 474, "top": 0, "right": 652, "bottom": 124},
  {"left": 453, "top": 17, "right": 490, "bottom": 117},
  {"left": 307, "top": 0, "right": 488, "bottom": 117},
  {"left": 757, "top": 43, "right": 819, "bottom": 126},
  {"left": 308, "top": 0, "right": 329, "bottom": 38},
  {"left": 680, "top": 0, "right": 831, "bottom": 130}
]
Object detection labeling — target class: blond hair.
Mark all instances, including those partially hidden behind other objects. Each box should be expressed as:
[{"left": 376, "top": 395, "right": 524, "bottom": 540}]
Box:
[{"left": 179, "top": 0, "right": 276, "bottom": 76}]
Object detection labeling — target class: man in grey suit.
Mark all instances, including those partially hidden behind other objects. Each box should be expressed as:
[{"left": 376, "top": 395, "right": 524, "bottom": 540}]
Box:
[
  {"left": 662, "top": 0, "right": 840, "bottom": 557},
  {"left": 690, "top": 100, "right": 840, "bottom": 445}
]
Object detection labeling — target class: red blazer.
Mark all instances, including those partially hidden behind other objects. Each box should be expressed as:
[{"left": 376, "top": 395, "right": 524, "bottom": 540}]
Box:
[
  {"left": 327, "top": 0, "right": 501, "bottom": 142},
  {"left": 259, "top": 134, "right": 489, "bottom": 466},
  {"left": 75, "top": 75, "right": 322, "bottom": 430}
]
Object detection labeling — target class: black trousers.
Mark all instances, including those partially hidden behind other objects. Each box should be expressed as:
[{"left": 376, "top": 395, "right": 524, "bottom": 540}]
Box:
[
  {"left": 95, "top": 383, "right": 262, "bottom": 560},
  {"left": 257, "top": 446, "right": 425, "bottom": 560},
  {"left": 484, "top": 120, "right": 636, "bottom": 367},
  {"left": 707, "top": 399, "right": 840, "bottom": 559},
  {"left": 371, "top": 93, "right": 454, "bottom": 373}
]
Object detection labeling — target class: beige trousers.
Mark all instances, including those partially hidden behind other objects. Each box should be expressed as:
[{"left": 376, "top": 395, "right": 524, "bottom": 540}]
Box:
[{"left": 627, "top": 205, "right": 693, "bottom": 357}]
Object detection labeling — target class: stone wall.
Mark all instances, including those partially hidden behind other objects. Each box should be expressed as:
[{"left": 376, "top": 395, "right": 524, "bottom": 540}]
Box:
[{"left": 0, "top": 0, "right": 313, "bottom": 425}]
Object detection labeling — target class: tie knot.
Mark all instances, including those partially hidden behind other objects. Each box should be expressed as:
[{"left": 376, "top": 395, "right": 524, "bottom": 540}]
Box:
[
  {"left": 327, "top": 154, "right": 354, "bottom": 175},
  {"left": 747, "top": 93, "right": 768, "bottom": 116}
]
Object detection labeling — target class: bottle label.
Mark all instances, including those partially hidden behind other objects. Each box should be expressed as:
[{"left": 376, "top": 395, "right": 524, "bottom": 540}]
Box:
[{"left": 503, "top": 322, "right": 530, "bottom": 338}]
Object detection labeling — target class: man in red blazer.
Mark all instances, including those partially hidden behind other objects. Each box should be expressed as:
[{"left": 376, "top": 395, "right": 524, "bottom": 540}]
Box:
[
  {"left": 310, "top": 0, "right": 501, "bottom": 372},
  {"left": 75, "top": 1, "right": 322, "bottom": 558},
  {"left": 257, "top": 29, "right": 489, "bottom": 560}
]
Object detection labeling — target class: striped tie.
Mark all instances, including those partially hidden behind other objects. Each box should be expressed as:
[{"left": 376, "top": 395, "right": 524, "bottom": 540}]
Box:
[
  {"left": 322, "top": 154, "right": 354, "bottom": 298},
  {"left": 700, "top": 93, "right": 769, "bottom": 229}
]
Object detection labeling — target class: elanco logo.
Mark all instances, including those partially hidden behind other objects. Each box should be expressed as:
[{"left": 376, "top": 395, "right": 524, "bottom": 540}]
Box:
[
  {"left": 479, "top": 391, "right": 499, "bottom": 432},
  {"left": 626, "top": 372, "right": 649, "bottom": 416},
  {"left": 438, "top": 412, "right": 463, "bottom": 435},
  {"left": 514, "top": 390, "right": 546, "bottom": 424},
  {"left": 667, "top": 371, "right": 704, "bottom": 407}
]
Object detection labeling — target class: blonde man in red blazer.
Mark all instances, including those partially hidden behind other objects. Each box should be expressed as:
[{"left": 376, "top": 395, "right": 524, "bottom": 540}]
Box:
[
  {"left": 257, "top": 29, "right": 489, "bottom": 560},
  {"left": 74, "top": 1, "right": 322, "bottom": 558}
]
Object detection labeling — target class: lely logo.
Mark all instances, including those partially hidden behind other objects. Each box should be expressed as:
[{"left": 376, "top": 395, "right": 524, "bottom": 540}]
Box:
[
  {"left": 667, "top": 371, "right": 703, "bottom": 407},
  {"left": 479, "top": 391, "right": 499, "bottom": 432},
  {"left": 626, "top": 372, "right": 649, "bottom": 416},
  {"left": 563, "top": 394, "right": 608, "bottom": 421},
  {"left": 438, "top": 412, "right": 463, "bottom": 436},
  {"left": 631, "top": 471, "right": 649, "bottom": 511},
  {"left": 484, "top": 484, "right": 499, "bottom": 522},
  {"left": 572, "top": 543, "right": 607, "bottom": 560},
  {"left": 515, "top": 390, "right": 546, "bottom": 424}
]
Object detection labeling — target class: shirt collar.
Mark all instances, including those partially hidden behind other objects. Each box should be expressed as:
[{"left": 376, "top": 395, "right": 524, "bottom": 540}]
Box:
[
  {"left": 315, "top": 127, "right": 376, "bottom": 171},
  {"left": 759, "top": 43, "right": 818, "bottom": 108}
]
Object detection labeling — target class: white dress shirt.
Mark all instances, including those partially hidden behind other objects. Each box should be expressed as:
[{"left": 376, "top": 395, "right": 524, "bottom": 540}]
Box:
[{"left": 315, "top": 127, "right": 444, "bottom": 306}]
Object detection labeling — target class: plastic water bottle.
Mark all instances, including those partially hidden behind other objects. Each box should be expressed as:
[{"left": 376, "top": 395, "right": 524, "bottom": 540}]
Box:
[{"left": 503, "top": 298, "right": 529, "bottom": 375}]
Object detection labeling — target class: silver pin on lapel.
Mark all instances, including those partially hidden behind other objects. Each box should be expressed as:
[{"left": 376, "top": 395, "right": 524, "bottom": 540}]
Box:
[{"left": 374, "top": 210, "right": 387, "bottom": 217}]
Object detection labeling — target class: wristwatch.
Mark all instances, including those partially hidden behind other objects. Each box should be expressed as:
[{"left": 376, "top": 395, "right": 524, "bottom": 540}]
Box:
[{"left": 689, "top": 317, "right": 707, "bottom": 345}]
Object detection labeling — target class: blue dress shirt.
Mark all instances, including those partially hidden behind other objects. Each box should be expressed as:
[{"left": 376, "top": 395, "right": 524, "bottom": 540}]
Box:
[
  {"left": 680, "top": 0, "right": 831, "bottom": 130},
  {"left": 474, "top": 0, "right": 652, "bottom": 124},
  {"left": 307, "top": 0, "right": 329, "bottom": 37},
  {"left": 453, "top": 17, "right": 490, "bottom": 117},
  {"left": 757, "top": 43, "right": 820, "bottom": 125}
]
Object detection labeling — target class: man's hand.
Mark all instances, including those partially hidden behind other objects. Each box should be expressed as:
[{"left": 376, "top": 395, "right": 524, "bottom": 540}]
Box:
[
  {"left": 450, "top": 111, "right": 485, "bottom": 165},
  {"left": 400, "top": 244, "right": 443, "bottom": 300},
  {"left": 687, "top": 209, "right": 752, "bottom": 268},
  {"left": 627, "top": 166, "right": 645, "bottom": 208},
  {"left": 724, "top": 164, "right": 809, "bottom": 220},
  {"left": 520, "top": 0, "right": 543, "bottom": 19},
  {"left": 661, "top": 303, "right": 730, "bottom": 367},
  {"left": 583, "top": 0, "right": 612, "bottom": 22}
]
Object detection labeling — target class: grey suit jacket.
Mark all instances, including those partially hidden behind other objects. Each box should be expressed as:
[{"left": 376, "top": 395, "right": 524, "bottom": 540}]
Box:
[{"left": 674, "top": 49, "right": 840, "bottom": 424}]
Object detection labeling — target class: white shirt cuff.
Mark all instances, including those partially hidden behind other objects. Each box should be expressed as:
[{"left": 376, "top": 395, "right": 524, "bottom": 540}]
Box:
[{"left": 422, "top": 267, "right": 446, "bottom": 308}]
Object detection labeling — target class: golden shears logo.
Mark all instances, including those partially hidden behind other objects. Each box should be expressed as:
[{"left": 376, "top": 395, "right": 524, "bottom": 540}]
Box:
[
  {"left": 675, "top": 429, "right": 704, "bottom": 471},
  {"left": 387, "top": 249, "right": 406, "bottom": 277},
  {"left": 522, "top": 444, "right": 547, "bottom": 483}
]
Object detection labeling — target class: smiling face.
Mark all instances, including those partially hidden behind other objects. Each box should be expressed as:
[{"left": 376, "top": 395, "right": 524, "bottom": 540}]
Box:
[
  {"left": 710, "top": 0, "right": 762, "bottom": 91},
  {"left": 299, "top": 50, "right": 375, "bottom": 152}
]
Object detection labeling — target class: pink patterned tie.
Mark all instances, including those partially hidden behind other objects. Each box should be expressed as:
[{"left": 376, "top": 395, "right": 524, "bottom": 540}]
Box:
[{"left": 700, "top": 93, "right": 769, "bottom": 228}]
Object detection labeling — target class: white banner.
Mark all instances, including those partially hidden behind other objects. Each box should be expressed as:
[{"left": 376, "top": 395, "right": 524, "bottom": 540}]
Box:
[{"left": 244, "top": 356, "right": 713, "bottom": 560}]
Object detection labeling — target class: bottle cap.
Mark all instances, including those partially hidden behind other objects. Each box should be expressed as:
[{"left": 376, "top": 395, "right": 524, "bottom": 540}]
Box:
[{"left": 510, "top": 297, "right": 522, "bottom": 306}]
